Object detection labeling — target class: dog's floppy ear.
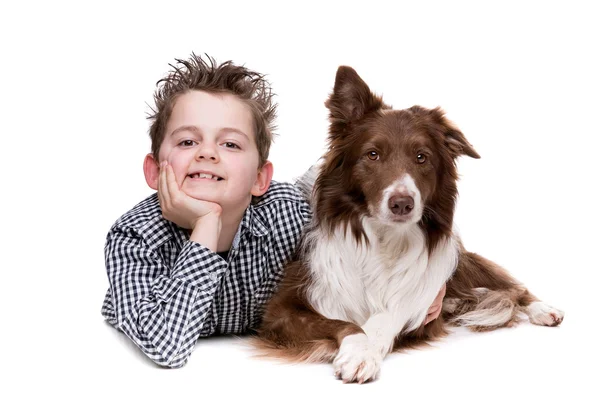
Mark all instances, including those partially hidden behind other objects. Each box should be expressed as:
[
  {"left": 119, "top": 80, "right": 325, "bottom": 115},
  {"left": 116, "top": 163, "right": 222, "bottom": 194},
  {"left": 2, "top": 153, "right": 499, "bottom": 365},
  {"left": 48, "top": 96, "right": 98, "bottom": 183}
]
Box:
[
  {"left": 325, "top": 66, "right": 386, "bottom": 124},
  {"left": 428, "top": 107, "right": 480, "bottom": 159},
  {"left": 446, "top": 129, "right": 480, "bottom": 159}
]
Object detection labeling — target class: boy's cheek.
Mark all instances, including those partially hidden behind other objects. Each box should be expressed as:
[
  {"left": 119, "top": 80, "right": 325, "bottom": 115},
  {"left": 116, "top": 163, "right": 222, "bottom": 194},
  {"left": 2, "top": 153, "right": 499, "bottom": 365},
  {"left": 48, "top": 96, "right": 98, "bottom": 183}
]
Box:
[
  {"left": 164, "top": 151, "right": 188, "bottom": 187},
  {"left": 162, "top": 147, "right": 177, "bottom": 164},
  {"left": 174, "top": 169, "right": 188, "bottom": 188}
]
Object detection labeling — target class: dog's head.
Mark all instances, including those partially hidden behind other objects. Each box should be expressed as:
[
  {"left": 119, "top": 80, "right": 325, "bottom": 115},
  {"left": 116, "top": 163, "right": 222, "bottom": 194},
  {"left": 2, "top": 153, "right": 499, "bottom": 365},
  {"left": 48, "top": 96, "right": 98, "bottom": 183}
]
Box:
[{"left": 315, "top": 66, "right": 480, "bottom": 246}]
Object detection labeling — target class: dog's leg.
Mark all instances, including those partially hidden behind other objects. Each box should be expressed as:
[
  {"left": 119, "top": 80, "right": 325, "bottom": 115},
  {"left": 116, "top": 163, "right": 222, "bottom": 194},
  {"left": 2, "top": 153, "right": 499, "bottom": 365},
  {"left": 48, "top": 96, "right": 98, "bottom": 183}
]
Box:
[
  {"left": 351, "top": 235, "right": 459, "bottom": 382},
  {"left": 356, "top": 304, "right": 446, "bottom": 379},
  {"left": 333, "top": 328, "right": 384, "bottom": 384},
  {"left": 444, "top": 250, "right": 564, "bottom": 330},
  {"left": 259, "top": 303, "right": 364, "bottom": 363},
  {"left": 325, "top": 310, "right": 417, "bottom": 384},
  {"left": 335, "top": 308, "right": 427, "bottom": 383},
  {"left": 256, "top": 261, "right": 364, "bottom": 365},
  {"left": 523, "top": 300, "right": 565, "bottom": 327}
]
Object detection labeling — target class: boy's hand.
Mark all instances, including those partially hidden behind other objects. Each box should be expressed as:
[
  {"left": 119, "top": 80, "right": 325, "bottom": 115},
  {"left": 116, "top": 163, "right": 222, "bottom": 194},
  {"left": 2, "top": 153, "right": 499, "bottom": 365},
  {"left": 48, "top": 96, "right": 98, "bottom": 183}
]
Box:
[
  {"left": 158, "top": 161, "right": 222, "bottom": 230},
  {"left": 423, "top": 283, "right": 446, "bottom": 326}
]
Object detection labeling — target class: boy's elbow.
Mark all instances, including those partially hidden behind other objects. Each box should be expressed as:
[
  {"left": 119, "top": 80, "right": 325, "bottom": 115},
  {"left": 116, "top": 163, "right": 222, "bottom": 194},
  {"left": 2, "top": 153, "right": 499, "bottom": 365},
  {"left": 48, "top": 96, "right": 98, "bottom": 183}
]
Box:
[
  {"left": 155, "top": 358, "right": 187, "bottom": 369},
  {"left": 150, "top": 350, "right": 190, "bottom": 368},
  {"left": 116, "top": 319, "right": 191, "bottom": 368}
]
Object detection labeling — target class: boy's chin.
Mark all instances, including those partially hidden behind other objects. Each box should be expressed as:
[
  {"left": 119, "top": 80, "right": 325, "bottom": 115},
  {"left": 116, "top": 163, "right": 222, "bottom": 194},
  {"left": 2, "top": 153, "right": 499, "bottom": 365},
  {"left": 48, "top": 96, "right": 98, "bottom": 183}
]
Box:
[
  {"left": 183, "top": 191, "right": 220, "bottom": 205},
  {"left": 181, "top": 184, "right": 252, "bottom": 210}
]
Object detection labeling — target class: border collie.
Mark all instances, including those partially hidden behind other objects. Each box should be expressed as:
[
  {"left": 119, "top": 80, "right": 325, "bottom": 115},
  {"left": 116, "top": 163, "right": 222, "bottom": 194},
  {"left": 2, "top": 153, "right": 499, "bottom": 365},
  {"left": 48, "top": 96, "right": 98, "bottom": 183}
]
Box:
[{"left": 254, "top": 66, "right": 564, "bottom": 383}]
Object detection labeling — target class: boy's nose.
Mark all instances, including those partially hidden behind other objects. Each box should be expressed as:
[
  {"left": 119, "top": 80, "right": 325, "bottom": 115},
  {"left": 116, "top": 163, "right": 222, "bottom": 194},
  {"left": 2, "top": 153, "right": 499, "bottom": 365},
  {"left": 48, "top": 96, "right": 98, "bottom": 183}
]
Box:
[{"left": 195, "top": 145, "right": 219, "bottom": 161}]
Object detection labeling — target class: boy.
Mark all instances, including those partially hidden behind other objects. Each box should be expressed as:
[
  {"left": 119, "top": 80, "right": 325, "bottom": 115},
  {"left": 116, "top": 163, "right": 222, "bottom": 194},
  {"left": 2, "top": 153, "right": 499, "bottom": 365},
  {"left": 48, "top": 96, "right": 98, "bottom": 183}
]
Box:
[{"left": 101, "top": 53, "right": 445, "bottom": 368}]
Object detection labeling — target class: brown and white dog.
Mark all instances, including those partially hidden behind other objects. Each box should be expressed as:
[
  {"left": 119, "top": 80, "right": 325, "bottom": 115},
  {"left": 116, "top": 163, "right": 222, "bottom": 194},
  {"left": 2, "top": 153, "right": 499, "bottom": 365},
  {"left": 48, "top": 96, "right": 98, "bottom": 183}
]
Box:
[{"left": 254, "top": 66, "right": 564, "bottom": 383}]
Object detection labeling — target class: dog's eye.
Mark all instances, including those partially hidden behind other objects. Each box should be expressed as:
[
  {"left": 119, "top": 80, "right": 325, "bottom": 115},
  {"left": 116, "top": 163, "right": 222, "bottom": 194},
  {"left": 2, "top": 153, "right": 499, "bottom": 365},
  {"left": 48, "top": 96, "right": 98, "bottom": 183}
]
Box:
[
  {"left": 367, "top": 151, "right": 380, "bottom": 161},
  {"left": 416, "top": 153, "right": 427, "bottom": 164}
]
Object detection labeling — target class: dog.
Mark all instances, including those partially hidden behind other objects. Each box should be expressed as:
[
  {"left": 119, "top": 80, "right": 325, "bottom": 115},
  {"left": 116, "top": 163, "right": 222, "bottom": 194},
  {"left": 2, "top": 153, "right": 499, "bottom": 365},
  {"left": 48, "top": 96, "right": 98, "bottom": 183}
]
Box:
[{"left": 254, "top": 66, "right": 564, "bottom": 383}]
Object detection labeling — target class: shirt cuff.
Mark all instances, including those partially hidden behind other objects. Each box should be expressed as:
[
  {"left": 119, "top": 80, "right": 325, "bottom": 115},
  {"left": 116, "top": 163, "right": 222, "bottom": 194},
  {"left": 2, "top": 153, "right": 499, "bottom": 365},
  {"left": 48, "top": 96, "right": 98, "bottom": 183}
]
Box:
[{"left": 170, "top": 241, "right": 228, "bottom": 290}]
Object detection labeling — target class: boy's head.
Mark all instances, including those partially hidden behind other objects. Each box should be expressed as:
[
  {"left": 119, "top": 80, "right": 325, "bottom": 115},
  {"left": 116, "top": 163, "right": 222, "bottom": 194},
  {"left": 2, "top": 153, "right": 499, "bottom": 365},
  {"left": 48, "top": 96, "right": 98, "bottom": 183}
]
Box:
[
  {"left": 143, "top": 53, "right": 276, "bottom": 212},
  {"left": 147, "top": 53, "right": 276, "bottom": 167}
]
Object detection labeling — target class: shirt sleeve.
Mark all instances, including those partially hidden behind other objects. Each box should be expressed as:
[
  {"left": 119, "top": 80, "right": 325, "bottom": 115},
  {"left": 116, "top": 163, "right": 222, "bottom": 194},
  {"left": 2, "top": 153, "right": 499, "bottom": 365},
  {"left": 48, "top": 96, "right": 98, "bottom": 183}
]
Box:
[{"left": 102, "top": 225, "right": 228, "bottom": 368}]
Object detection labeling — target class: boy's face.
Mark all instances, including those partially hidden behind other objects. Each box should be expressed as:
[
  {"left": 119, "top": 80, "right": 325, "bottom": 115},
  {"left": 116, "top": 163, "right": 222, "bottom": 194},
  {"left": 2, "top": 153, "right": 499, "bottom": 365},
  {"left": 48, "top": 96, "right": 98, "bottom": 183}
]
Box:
[{"left": 152, "top": 90, "right": 268, "bottom": 211}]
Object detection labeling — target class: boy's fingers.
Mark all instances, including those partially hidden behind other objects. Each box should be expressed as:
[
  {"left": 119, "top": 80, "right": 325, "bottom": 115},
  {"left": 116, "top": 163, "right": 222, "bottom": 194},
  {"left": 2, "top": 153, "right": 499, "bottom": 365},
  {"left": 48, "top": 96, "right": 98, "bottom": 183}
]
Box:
[
  {"left": 157, "top": 162, "right": 163, "bottom": 202},
  {"left": 425, "top": 305, "right": 442, "bottom": 325},
  {"left": 165, "top": 163, "right": 181, "bottom": 201},
  {"left": 158, "top": 161, "right": 169, "bottom": 208},
  {"left": 430, "top": 284, "right": 446, "bottom": 310},
  {"left": 425, "top": 313, "right": 434, "bottom": 325},
  {"left": 435, "top": 285, "right": 445, "bottom": 301},
  {"left": 424, "top": 290, "right": 445, "bottom": 325}
]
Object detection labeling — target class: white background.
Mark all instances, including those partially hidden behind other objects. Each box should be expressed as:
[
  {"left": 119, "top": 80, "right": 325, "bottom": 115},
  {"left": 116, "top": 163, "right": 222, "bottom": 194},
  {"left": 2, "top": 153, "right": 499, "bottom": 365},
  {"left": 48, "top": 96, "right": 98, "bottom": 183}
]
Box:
[{"left": 2, "top": 0, "right": 598, "bottom": 398}]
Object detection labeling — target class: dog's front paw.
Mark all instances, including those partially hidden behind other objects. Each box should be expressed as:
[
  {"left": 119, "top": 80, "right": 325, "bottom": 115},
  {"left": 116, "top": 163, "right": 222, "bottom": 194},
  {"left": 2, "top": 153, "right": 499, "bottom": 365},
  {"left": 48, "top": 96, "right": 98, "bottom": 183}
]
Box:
[
  {"left": 526, "top": 301, "right": 564, "bottom": 326},
  {"left": 333, "top": 333, "right": 382, "bottom": 384}
]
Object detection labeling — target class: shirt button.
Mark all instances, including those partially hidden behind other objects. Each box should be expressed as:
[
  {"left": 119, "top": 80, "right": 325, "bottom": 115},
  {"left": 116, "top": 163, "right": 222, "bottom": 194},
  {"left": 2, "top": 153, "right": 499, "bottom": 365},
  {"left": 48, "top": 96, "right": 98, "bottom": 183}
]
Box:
[{"left": 210, "top": 272, "right": 218, "bottom": 282}]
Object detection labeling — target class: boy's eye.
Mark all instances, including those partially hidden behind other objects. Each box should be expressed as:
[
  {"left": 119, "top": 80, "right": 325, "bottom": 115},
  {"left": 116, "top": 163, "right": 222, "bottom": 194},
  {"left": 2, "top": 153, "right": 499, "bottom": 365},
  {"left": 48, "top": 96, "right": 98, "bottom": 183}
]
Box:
[
  {"left": 179, "top": 140, "right": 196, "bottom": 147},
  {"left": 223, "top": 142, "right": 240, "bottom": 149}
]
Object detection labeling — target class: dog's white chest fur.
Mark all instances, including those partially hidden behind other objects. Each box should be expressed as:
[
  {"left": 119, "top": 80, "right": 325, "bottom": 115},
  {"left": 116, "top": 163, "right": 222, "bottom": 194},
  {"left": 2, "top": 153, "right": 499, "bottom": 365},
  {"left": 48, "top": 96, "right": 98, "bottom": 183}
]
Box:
[{"left": 305, "top": 219, "right": 458, "bottom": 332}]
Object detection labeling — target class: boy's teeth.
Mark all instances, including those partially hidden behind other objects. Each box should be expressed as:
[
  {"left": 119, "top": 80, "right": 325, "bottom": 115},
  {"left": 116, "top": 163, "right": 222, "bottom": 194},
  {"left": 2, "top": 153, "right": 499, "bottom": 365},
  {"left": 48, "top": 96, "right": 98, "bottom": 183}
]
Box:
[{"left": 191, "top": 173, "right": 220, "bottom": 180}]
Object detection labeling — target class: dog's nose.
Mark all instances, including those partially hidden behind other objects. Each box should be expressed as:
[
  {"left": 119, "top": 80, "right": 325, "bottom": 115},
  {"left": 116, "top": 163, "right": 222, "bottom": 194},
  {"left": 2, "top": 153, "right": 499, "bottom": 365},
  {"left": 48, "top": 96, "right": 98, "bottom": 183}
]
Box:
[{"left": 389, "top": 195, "right": 414, "bottom": 216}]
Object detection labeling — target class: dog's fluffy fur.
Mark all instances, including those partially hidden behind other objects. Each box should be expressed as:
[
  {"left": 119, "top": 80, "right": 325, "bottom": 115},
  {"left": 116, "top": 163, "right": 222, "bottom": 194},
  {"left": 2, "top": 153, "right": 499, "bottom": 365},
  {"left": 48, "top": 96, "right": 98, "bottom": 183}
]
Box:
[{"left": 253, "top": 66, "right": 564, "bottom": 383}]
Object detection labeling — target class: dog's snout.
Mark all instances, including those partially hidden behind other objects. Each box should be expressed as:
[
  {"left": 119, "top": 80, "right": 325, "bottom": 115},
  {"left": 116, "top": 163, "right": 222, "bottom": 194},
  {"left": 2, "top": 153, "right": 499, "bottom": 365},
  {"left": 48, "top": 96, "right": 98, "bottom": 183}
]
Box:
[{"left": 388, "top": 195, "right": 414, "bottom": 216}]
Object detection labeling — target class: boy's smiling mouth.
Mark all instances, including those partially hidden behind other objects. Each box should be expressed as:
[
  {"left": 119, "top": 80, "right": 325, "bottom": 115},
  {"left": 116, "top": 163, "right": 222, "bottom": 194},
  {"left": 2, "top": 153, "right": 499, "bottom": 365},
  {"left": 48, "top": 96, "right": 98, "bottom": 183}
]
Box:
[{"left": 187, "top": 172, "right": 224, "bottom": 181}]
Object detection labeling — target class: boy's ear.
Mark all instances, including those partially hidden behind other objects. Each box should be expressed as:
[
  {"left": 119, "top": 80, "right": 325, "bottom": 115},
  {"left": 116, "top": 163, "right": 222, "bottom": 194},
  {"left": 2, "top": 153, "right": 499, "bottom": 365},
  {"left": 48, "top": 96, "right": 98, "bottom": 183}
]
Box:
[
  {"left": 251, "top": 160, "right": 274, "bottom": 197},
  {"left": 143, "top": 153, "right": 160, "bottom": 190}
]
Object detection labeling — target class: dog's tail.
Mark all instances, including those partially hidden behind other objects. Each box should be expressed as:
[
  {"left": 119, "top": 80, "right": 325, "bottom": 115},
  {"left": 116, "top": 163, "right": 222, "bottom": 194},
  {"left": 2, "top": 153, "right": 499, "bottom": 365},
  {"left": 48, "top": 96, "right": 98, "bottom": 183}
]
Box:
[
  {"left": 443, "top": 249, "right": 538, "bottom": 331},
  {"left": 443, "top": 287, "right": 527, "bottom": 331}
]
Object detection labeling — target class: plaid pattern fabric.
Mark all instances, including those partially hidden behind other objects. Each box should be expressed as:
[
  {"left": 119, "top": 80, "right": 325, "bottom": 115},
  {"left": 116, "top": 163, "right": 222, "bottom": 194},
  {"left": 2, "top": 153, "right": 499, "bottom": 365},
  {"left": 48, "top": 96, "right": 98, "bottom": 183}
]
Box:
[{"left": 101, "top": 181, "right": 311, "bottom": 367}]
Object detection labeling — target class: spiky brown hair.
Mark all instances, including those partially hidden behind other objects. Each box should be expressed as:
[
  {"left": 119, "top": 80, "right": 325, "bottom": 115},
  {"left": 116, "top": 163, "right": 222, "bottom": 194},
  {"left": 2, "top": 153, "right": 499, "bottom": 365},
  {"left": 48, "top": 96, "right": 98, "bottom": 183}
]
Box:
[{"left": 147, "top": 53, "right": 277, "bottom": 166}]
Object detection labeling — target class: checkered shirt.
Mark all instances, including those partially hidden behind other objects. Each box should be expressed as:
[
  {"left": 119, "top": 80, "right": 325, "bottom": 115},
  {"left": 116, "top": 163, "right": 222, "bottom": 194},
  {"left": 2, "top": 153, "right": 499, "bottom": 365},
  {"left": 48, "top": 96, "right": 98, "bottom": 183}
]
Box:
[{"left": 101, "top": 181, "right": 311, "bottom": 367}]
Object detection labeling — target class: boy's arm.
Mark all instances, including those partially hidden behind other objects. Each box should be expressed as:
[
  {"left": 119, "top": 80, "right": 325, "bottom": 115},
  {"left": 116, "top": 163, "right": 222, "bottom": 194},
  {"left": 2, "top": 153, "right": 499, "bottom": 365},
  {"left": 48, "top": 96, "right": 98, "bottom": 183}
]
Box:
[{"left": 104, "top": 226, "right": 227, "bottom": 368}]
